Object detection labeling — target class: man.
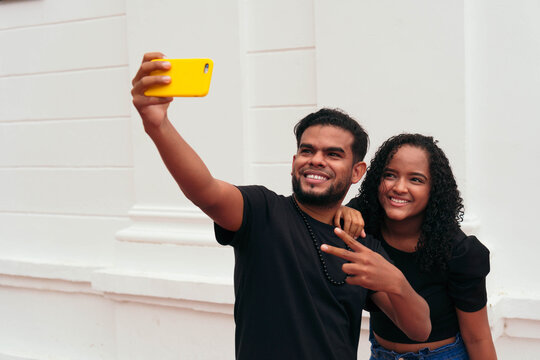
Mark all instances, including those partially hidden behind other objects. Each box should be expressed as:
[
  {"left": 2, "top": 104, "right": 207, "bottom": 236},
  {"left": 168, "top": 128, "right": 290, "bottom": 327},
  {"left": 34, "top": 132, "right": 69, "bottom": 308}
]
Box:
[{"left": 131, "top": 52, "right": 430, "bottom": 360}]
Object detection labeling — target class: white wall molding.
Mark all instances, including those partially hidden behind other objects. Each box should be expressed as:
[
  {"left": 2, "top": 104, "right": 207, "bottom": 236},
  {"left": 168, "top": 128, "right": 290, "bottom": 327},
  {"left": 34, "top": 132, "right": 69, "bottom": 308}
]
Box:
[
  {"left": 0, "top": 257, "right": 234, "bottom": 315},
  {"left": 2, "top": 256, "right": 540, "bottom": 346},
  {"left": 116, "top": 204, "right": 217, "bottom": 247},
  {"left": 0, "top": 351, "right": 40, "bottom": 360},
  {"left": 0, "top": 257, "right": 101, "bottom": 283},
  {"left": 0, "top": 273, "right": 94, "bottom": 297},
  {"left": 102, "top": 292, "right": 233, "bottom": 316},
  {"left": 0, "top": 258, "right": 234, "bottom": 316},
  {"left": 490, "top": 296, "right": 540, "bottom": 341},
  {"left": 92, "top": 268, "right": 234, "bottom": 306}
]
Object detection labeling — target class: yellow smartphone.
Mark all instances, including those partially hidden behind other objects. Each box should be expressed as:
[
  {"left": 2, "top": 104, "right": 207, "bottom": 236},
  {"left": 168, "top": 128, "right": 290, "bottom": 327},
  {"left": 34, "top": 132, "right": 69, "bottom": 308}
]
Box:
[{"left": 144, "top": 58, "right": 213, "bottom": 97}]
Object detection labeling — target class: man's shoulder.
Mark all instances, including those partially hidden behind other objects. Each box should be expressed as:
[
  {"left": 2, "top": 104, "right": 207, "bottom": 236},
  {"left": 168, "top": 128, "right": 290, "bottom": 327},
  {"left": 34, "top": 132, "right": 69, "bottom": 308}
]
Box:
[
  {"left": 237, "top": 184, "right": 274, "bottom": 195},
  {"left": 359, "top": 233, "right": 384, "bottom": 252},
  {"left": 214, "top": 186, "right": 292, "bottom": 246},
  {"left": 237, "top": 185, "right": 290, "bottom": 204}
]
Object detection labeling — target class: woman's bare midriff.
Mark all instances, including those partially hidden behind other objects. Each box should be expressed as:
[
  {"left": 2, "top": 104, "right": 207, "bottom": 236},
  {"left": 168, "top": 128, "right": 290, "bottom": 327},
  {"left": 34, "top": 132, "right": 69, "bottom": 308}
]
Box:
[{"left": 374, "top": 332, "right": 456, "bottom": 353}]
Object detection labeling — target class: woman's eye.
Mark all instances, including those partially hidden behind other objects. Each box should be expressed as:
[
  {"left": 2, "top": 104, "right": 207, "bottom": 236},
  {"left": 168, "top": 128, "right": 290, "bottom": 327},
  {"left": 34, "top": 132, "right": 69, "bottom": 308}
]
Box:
[
  {"left": 382, "top": 172, "right": 396, "bottom": 179},
  {"left": 411, "top": 177, "right": 424, "bottom": 184}
]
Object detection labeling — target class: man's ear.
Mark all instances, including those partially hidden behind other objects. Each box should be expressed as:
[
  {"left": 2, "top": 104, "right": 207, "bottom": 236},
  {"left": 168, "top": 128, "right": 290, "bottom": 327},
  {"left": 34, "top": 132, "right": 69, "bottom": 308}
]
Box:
[
  {"left": 351, "top": 161, "right": 367, "bottom": 184},
  {"left": 291, "top": 154, "right": 297, "bottom": 175}
]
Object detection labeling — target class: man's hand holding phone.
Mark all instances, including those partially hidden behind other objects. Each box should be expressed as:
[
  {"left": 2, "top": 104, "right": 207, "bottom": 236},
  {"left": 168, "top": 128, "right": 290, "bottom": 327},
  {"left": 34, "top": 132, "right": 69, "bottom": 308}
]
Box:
[
  {"left": 131, "top": 52, "right": 214, "bottom": 131},
  {"left": 144, "top": 58, "right": 213, "bottom": 97},
  {"left": 131, "top": 52, "right": 174, "bottom": 130}
]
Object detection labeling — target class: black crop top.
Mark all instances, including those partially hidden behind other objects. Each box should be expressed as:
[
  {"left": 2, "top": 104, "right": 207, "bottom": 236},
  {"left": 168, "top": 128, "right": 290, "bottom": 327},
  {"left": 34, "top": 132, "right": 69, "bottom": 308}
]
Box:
[{"left": 368, "top": 230, "right": 490, "bottom": 343}]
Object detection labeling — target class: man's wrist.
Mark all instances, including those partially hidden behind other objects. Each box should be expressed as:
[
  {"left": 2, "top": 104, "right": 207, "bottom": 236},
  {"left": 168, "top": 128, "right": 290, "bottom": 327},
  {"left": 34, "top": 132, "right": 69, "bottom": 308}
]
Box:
[{"left": 144, "top": 116, "right": 170, "bottom": 136}]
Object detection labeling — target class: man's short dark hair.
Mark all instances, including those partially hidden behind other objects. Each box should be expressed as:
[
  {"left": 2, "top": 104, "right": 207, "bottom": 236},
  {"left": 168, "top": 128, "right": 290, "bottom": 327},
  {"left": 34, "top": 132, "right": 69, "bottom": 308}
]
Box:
[{"left": 294, "top": 108, "right": 369, "bottom": 162}]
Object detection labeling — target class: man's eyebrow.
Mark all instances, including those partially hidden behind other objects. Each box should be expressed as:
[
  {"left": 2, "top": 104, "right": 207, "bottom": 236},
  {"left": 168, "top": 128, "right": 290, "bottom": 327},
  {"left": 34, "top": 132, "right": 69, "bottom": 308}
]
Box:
[
  {"left": 299, "top": 144, "right": 346, "bottom": 153},
  {"left": 325, "top": 146, "right": 345, "bottom": 153}
]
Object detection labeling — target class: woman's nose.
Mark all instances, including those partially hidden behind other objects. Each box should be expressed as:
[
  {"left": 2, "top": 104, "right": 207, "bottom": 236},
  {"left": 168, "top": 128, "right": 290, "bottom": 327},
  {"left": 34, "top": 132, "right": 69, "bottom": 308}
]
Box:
[{"left": 393, "top": 178, "right": 407, "bottom": 193}]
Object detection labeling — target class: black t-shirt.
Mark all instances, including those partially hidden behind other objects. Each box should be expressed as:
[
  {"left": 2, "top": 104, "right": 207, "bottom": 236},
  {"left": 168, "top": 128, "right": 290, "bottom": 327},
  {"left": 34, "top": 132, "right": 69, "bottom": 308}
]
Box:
[
  {"left": 214, "top": 186, "right": 389, "bottom": 360},
  {"left": 368, "top": 231, "right": 490, "bottom": 343}
]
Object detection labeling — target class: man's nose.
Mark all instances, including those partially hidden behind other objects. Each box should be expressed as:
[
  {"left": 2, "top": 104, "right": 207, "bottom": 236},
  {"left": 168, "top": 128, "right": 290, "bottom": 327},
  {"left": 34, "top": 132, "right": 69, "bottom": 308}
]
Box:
[{"left": 310, "top": 151, "right": 326, "bottom": 167}]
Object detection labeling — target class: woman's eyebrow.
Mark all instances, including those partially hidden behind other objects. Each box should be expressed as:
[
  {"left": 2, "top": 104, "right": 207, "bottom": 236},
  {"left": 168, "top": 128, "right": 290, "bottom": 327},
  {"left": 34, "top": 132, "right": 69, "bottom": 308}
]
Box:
[{"left": 410, "top": 172, "right": 428, "bottom": 179}]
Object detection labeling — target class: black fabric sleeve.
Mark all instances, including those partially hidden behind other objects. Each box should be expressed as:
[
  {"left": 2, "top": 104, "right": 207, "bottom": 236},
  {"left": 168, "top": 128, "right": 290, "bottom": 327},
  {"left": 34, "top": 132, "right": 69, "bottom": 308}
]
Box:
[
  {"left": 214, "top": 185, "right": 255, "bottom": 247},
  {"left": 448, "top": 235, "right": 490, "bottom": 312},
  {"left": 214, "top": 185, "right": 273, "bottom": 247}
]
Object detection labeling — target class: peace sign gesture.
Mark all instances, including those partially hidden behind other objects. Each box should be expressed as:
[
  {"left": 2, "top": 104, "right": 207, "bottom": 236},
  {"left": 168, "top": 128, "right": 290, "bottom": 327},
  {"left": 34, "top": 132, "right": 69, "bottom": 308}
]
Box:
[
  {"left": 323, "top": 228, "right": 431, "bottom": 342},
  {"left": 321, "top": 228, "right": 403, "bottom": 294}
]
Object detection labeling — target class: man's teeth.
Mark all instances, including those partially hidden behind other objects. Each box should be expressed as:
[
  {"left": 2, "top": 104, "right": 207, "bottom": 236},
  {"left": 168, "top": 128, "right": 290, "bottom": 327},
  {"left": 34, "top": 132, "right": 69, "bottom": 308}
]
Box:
[
  {"left": 391, "top": 197, "right": 408, "bottom": 203},
  {"left": 306, "top": 174, "right": 327, "bottom": 180}
]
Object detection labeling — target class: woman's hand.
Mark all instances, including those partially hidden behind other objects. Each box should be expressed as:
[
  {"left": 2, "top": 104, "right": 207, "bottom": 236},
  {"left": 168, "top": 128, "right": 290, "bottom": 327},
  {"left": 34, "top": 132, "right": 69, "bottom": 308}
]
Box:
[
  {"left": 322, "top": 228, "right": 401, "bottom": 292},
  {"left": 322, "top": 228, "right": 432, "bottom": 342},
  {"left": 334, "top": 206, "right": 366, "bottom": 239}
]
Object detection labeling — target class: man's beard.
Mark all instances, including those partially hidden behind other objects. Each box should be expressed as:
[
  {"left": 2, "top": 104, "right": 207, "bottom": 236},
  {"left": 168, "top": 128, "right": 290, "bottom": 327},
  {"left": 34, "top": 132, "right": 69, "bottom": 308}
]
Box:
[{"left": 292, "top": 174, "right": 350, "bottom": 207}]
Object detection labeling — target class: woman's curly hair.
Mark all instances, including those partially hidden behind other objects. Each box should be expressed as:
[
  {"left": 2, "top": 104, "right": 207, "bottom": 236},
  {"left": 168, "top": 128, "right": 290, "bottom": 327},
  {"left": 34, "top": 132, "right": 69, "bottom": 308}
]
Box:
[{"left": 355, "top": 134, "right": 464, "bottom": 272}]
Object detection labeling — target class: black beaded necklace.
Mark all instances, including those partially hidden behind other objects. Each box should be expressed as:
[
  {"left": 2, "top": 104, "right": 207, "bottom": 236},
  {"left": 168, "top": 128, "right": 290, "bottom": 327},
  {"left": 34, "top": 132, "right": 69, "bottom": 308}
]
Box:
[{"left": 291, "top": 196, "right": 349, "bottom": 286}]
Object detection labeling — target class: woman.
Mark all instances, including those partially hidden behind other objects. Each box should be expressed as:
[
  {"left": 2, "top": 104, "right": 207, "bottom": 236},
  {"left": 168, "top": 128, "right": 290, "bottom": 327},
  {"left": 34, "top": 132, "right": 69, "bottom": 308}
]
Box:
[{"left": 334, "top": 134, "right": 496, "bottom": 359}]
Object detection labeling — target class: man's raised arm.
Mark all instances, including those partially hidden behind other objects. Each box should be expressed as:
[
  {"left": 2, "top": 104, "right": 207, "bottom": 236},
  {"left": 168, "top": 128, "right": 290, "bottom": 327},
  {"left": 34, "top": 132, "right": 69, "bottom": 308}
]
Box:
[{"left": 131, "top": 52, "right": 243, "bottom": 231}]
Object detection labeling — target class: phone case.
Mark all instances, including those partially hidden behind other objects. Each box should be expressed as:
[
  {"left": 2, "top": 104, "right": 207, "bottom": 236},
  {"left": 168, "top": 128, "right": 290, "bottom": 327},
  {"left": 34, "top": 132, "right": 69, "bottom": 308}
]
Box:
[{"left": 144, "top": 58, "right": 213, "bottom": 97}]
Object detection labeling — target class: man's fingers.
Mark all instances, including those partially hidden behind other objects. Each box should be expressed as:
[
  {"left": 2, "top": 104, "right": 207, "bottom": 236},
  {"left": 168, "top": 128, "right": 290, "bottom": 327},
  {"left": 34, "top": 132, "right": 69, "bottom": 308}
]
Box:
[
  {"left": 133, "top": 94, "right": 173, "bottom": 108},
  {"left": 132, "top": 75, "right": 171, "bottom": 97},
  {"left": 142, "top": 52, "right": 166, "bottom": 63},
  {"left": 132, "top": 56, "right": 171, "bottom": 86}
]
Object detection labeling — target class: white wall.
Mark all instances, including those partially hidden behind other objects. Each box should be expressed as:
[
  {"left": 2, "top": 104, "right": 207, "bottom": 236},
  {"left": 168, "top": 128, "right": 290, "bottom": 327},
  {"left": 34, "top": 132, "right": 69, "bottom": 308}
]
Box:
[
  {"left": 0, "top": 0, "right": 538, "bottom": 359},
  {"left": 465, "top": 1, "right": 540, "bottom": 356},
  {"left": 0, "top": 1, "right": 129, "bottom": 358}
]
